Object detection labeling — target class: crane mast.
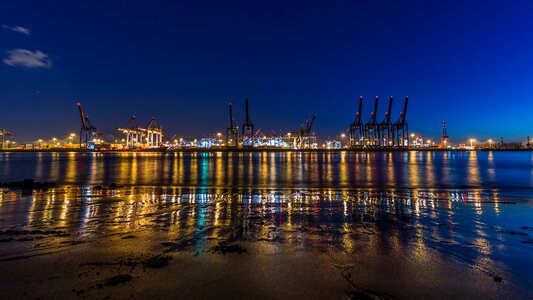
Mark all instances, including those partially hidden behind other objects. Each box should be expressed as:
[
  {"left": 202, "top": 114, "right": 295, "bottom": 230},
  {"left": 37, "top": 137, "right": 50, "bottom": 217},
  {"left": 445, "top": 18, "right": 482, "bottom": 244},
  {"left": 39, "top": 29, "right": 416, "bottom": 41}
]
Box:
[
  {"left": 242, "top": 98, "right": 255, "bottom": 147},
  {"left": 226, "top": 102, "right": 239, "bottom": 148}
]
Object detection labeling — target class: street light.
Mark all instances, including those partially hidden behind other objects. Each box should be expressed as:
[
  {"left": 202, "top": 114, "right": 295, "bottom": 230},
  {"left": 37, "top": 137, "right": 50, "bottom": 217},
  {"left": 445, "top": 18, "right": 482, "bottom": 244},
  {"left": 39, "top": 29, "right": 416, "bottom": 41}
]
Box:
[{"left": 488, "top": 139, "right": 493, "bottom": 149}]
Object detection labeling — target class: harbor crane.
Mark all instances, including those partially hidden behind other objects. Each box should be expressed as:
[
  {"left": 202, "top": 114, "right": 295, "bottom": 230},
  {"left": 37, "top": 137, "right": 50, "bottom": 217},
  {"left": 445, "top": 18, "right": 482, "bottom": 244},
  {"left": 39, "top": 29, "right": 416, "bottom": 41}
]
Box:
[
  {"left": 378, "top": 96, "right": 394, "bottom": 146},
  {"left": 144, "top": 117, "right": 164, "bottom": 147},
  {"left": 363, "top": 96, "right": 379, "bottom": 146},
  {"left": 349, "top": 96, "right": 364, "bottom": 148},
  {"left": 118, "top": 116, "right": 163, "bottom": 148},
  {"left": 117, "top": 115, "right": 142, "bottom": 147},
  {"left": 393, "top": 96, "right": 409, "bottom": 147},
  {"left": 242, "top": 98, "right": 255, "bottom": 147},
  {"left": 226, "top": 102, "right": 239, "bottom": 148},
  {"left": 77, "top": 102, "right": 100, "bottom": 149},
  {"left": 294, "top": 114, "right": 316, "bottom": 149}
]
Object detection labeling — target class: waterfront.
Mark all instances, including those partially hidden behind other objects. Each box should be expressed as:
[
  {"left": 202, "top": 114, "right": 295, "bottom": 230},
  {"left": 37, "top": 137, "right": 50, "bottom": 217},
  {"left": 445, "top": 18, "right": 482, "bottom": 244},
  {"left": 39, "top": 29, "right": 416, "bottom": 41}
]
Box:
[{"left": 0, "top": 151, "right": 532, "bottom": 299}]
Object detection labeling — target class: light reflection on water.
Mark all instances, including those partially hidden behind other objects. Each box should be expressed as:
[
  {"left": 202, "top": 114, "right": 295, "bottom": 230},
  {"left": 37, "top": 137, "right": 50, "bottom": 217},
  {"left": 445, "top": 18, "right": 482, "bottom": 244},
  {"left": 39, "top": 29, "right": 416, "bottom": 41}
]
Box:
[{"left": 0, "top": 151, "right": 533, "bottom": 190}]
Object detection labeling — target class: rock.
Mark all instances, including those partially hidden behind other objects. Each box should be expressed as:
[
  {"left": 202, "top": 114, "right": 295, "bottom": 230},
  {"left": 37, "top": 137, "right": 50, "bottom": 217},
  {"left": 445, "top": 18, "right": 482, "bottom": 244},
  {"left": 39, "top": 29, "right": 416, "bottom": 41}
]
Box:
[
  {"left": 104, "top": 274, "right": 133, "bottom": 286},
  {"left": 493, "top": 276, "right": 503, "bottom": 282},
  {"left": 213, "top": 242, "right": 247, "bottom": 254},
  {"left": 142, "top": 255, "right": 171, "bottom": 268}
]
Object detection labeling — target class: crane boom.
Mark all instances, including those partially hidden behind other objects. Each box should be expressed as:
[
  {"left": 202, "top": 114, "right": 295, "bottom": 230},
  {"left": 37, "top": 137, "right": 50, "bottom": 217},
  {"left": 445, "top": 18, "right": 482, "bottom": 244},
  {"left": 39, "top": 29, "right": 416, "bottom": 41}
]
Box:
[
  {"left": 401, "top": 96, "right": 408, "bottom": 124},
  {"left": 228, "top": 102, "right": 234, "bottom": 129},
  {"left": 356, "top": 96, "right": 363, "bottom": 124},
  {"left": 371, "top": 96, "right": 379, "bottom": 123},
  {"left": 308, "top": 114, "right": 316, "bottom": 132},
  {"left": 77, "top": 102, "right": 88, "bottom": 130},
  {"left": 385, "top": 96, "right": 393, "bottom": 123}
]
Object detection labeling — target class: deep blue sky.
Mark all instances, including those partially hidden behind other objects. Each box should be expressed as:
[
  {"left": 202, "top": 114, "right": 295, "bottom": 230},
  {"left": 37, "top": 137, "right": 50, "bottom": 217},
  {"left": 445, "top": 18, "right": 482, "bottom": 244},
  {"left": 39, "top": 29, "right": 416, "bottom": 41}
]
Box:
[{"left": 1, "top": 0, "right": 532, "bottom": 143}]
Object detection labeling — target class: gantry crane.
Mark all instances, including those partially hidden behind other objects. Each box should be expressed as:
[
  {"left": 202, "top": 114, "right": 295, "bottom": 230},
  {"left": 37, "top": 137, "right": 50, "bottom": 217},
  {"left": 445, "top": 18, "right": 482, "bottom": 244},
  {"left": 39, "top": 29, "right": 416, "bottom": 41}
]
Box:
[
  {"left": 295, "top": 114, "right": 316, "bottom": 149},
  {"left": 378, "top": 96, "right": 394, "bottom": 146},
  {"left": 363, "top": 96, "right": 379, "bottom": 146},
  {"left": 77, "top": 102, "right": 99, "bottom": 149},
  {"left": 393, "top": 96, "right": 409, "bottom": 147},
  {"left": 242, "top": 98, "right": 255, "bottom": 147},
  {"left": 144, "top": 117, "right": 164, "bottom": 147},
  {"left": 226, "top": 102, "right": 239, "bottom": 148},
  {"left": 349, "top": 96, "right": 364, "bottom": 148},
  {"left": 117, "top": 116, "right": 142, "bottom": 148}
]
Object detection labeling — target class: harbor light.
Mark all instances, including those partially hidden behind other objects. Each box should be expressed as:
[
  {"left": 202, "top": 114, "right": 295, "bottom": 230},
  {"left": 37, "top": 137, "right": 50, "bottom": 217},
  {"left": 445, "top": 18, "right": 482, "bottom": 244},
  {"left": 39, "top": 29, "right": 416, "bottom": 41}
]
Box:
[{"left": 469, "top": 138, "right": 476, "bottom": 148}]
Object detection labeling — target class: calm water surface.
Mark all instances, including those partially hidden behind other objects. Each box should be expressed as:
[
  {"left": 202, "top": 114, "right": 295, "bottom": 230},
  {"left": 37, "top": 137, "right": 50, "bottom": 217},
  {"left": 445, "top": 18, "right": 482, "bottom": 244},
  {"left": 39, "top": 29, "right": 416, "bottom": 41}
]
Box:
[
  {"left": 0, "top": 151, "right": 532, "bottom": 296},
  {"left": 1, "top": 151, "right": 533, "bottom": 191}
]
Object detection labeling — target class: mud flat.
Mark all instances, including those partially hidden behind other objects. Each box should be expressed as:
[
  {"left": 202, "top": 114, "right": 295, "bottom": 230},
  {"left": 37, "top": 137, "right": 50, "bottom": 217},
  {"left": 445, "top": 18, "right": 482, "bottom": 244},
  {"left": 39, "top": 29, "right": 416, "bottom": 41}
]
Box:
[{"left": 0, "top": 188, "right": 532, "bottom": 299}]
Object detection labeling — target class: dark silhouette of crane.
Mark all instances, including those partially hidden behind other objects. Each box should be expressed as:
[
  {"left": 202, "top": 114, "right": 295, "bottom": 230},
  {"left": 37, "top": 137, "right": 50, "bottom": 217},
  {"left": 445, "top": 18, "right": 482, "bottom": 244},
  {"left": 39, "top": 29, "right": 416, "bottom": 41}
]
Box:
[
  {"left": 349, "top": 96, "right": 363, "bottom": 148},
  {"left": 242, "top": 98, "right": 255, "bottom": 147},
  {"left": 364, "top": 96, "right": 379, "bottom": 146},
  {"left": 295, "top": 114, "right": 316, "bottom": 149},
  {"left": 393, "top": 96, "right": 409, "bottom": 147},
  {"left": 77, "top": 102, "right": 99, "bottom": 149},
  {"left": 226, "top": 102, "right": 239, "bottom": 148},
  {"left": 378, "top": 96, "right": 394, "bottom": 146}
]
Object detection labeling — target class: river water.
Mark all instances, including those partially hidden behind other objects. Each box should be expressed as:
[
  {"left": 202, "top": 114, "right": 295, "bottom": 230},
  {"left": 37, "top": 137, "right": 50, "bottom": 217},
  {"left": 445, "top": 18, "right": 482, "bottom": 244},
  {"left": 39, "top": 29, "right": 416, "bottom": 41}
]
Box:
[{"left": 0, "top": 151, "right": 532, "bottom": 298}]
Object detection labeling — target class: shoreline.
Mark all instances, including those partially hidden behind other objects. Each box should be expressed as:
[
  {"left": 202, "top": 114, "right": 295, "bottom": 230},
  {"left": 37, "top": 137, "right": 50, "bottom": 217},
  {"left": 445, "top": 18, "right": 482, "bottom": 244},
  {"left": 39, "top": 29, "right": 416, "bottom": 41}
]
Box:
[{"left": 1, "top": 148, "right": 532, "bottom": 153}]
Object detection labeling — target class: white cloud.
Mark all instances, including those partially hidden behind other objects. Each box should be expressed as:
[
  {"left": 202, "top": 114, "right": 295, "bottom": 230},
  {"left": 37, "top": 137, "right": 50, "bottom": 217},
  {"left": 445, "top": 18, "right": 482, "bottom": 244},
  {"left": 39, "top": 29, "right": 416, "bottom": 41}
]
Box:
[
  {"left": 3, "top": 49, "right": 52, "bottom": 68},
  {"left": 2, "top": 24, "right": 31, "bottom": 35}
]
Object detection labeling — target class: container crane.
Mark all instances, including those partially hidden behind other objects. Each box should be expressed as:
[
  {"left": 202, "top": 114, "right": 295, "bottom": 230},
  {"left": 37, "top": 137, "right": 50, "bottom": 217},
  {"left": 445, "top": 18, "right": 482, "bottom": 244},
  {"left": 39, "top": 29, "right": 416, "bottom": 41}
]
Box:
[
  {"left": 349, "top": 96, "right": 364, "bottom": 148},
  {"left": 393, "top": 96, "right": 409, "bottom": 147},
  {"left": 242, "top": 98, "right": 255, "bottom": 147},
  {"left": 117, "top": 116, "right": 142, "bottom": 148},
  {"left": 294, "top": 114, "right": 316, "bottom": 149},
  {"left": 378, "top": 96, "right": 394, "bottom": 146},
  {"left": 364, "top": 96, "right": 379, "bottom": 146},
  {"left": 226, "top": 102, "right": 239, "bottom": 148},
  {"left": 144, "top": 117, "right": 164, "bottom": 147},
  {"left": 77, "top": 102, "right": 99, "bottom": 149}
]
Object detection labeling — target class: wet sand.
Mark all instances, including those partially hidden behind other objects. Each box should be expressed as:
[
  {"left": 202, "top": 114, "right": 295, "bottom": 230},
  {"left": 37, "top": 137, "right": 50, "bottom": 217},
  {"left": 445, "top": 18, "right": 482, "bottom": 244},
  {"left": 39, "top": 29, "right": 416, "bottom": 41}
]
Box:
[{"left": 0, "top": 187, "right": 532, "bottom": 299}]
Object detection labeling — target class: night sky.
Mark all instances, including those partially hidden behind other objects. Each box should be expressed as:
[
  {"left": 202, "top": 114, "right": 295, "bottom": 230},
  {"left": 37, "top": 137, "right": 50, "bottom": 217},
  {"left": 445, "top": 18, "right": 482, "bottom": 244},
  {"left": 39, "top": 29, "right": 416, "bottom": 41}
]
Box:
[{"left": 1, "top": 0, "right": 532, "bottom": 143}]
